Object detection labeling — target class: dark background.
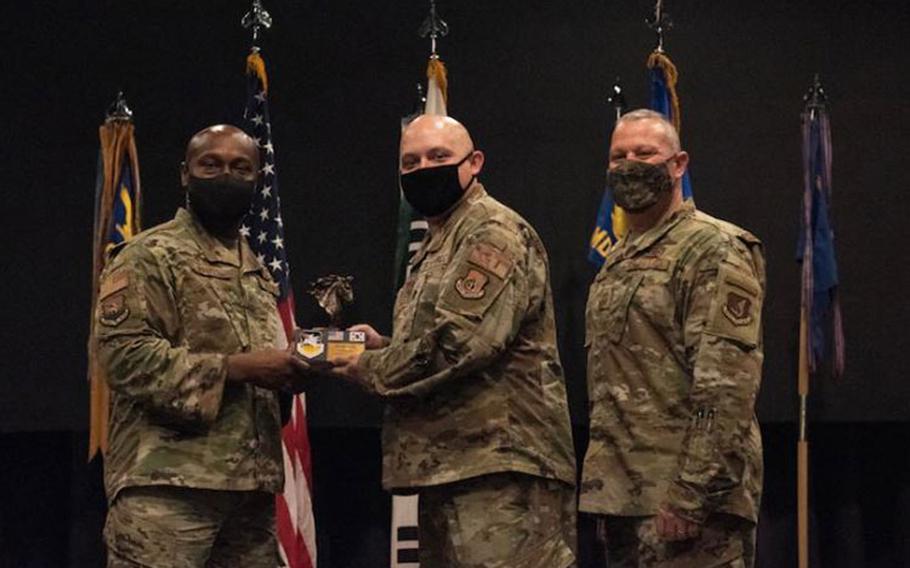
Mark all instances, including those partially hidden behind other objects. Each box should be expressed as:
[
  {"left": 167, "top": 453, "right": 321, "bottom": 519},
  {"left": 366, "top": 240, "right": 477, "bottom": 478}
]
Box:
[{"left": 1, "top": 0, "right": 909, "bottom": 566}]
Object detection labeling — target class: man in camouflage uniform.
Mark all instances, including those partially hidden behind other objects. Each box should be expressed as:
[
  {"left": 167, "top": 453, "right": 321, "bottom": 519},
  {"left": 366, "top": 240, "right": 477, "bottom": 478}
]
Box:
[
  {"left": 331, "top": 115, "right": 577, "bottom": 567},
  {"left": 580, "top": 110, "right": 765, "bottom": 567},
  {"left": 94, "top": 125, "right": 313, "bottom": 567}
]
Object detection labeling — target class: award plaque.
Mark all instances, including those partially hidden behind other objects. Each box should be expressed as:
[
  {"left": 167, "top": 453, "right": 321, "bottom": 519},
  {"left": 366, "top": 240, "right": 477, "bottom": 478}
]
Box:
[{"left": 294, "top": 275, "right": 366, "bottom": 364}]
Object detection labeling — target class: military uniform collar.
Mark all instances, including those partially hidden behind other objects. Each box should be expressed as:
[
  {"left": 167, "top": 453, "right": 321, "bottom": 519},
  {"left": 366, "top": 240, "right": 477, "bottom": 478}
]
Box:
[
  {"left": 606, "top": 200, "right": 696, "bottom": 269},
  {"left": 412, "top": 182, "right": 487, "bottom": 264},
  {"left": 176, "top": 208, "right": 263, "bottom": 273}
]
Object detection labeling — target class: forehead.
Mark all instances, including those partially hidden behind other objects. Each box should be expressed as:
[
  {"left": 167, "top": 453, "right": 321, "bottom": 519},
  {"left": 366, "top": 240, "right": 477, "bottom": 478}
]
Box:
[
  {"left": 188, "top": 132, "right": 257, "bottom": 161},
  {"left": 610, "top": 119, "right": 674, "bottom": 150},
  {"left": 400, "top": 122, "right": 463, "bottom": 155}
]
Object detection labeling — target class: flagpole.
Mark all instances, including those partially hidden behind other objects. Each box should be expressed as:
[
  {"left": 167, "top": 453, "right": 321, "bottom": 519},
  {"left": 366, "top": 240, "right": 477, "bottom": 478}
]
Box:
[
  {"left": 798, "top": 73, "right": 826, "bottom": 568},
  {"left": 798, "top": 306, "right": 810, "bottom": 568}
]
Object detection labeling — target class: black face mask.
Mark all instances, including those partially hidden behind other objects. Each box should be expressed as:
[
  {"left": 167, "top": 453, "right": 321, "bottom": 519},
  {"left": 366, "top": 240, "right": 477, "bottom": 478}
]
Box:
[
  {"left": 400, "top": 152, "right": 474, "bottom": 218},
  {"left": 186, "top": 174, "right": 255, "bottom": 236},
  {"left": 607, "top": 158, "right": 675, "bottom": 213}
]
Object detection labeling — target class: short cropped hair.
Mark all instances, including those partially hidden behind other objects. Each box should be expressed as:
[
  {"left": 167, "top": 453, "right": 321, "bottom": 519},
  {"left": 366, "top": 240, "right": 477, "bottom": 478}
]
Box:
[{"left": 616, "top": 109, "right": 681, "bottom": 152}]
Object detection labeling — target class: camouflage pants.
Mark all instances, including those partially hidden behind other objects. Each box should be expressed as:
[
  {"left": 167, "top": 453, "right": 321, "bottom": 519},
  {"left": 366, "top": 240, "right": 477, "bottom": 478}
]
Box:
[
  {"left": 601, "top": 513, "right": 755, "bottom": 568},
  {"left": 418, "top": 472, "right": 577, "bottom": 568},
  {"left": 105, "top": 486, "right": 280, "bottom": 568}
]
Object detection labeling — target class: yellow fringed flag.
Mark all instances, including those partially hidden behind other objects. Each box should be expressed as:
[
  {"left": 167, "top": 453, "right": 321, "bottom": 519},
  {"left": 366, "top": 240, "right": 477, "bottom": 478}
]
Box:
[
  {"left": 647, "top": 49, "right": 692, "bottom": 200},
  {"left": 425, "top": 55, "right": 448, "bottom": 116},
  {"left": 88, "top": 116, "right": 142, "bottom": 460}
]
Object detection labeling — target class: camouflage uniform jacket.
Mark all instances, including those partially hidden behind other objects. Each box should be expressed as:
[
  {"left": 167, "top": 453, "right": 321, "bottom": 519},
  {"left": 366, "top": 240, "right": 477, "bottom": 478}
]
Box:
[
  {"left": 359, "top": 183, "right": 576, "bottom": 491},
  {"left": 94, "top": 208, "right": 285, "bottom": 502},
  {"left": 580, "top": 201, "right": 765, "bottom": 524}
]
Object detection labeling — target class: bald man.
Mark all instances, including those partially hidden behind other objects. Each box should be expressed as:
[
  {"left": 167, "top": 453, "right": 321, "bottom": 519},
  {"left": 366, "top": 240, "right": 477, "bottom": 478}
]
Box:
[
  {"left": 94, "top": 125, "right": 312, "bottom": 566},
  {"left": 581, "top": 110, "right": 765, "bottom": 567},
  {"left": 331, "top": 115, "right": 577, "bottom": 567}
]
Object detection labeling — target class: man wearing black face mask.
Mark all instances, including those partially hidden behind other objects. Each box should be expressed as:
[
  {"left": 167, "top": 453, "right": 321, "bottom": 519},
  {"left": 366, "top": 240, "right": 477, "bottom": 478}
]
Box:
[
  {"left": 329, "top": 115, "right": 578, "bottom": 567},
  {"left": 94, "top": 125, "right": 314, "bottom": 567},
  {"left": 580, "top": 110, "right": 766, "bottom": 567}
]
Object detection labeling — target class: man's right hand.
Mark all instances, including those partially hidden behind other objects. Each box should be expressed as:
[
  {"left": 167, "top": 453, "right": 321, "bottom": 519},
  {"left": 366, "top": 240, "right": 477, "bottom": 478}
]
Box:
[{"left": 226, "top": 349, "right": 318, "bottom": 393}]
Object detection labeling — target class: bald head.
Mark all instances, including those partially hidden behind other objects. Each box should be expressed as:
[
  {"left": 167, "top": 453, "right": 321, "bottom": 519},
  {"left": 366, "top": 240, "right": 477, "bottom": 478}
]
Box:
[
  {"left": 185, "top": 124, "right": 259, "bottom": 165},
  {"left": 180, "top": 124, "right": 260, "bottom": 190},
  {"left": 400, "top": 115, "right": 477, "bottom": 171}
]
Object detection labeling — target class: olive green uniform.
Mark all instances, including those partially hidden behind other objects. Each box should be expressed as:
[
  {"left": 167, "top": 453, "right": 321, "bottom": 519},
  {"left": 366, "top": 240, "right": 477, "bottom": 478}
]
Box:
[
  {"left": 359, "top": 183, "right": 577, "bottom": 567},
  {"left": 94, "top": 208, "right": 284, "bottom": 567},
  {"left": 581, "top": 202, "right": 765, "bottom": 567}
]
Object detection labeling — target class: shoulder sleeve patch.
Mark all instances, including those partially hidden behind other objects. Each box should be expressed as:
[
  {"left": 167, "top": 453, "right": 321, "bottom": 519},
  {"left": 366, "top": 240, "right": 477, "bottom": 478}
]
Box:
[{"left": 704, "top": 264, "right": 762, "bottom": 348}]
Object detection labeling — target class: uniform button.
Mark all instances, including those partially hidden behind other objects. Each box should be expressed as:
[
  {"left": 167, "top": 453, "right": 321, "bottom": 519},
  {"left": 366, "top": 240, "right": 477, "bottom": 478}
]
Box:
[{"left": 248, "top": 439, "right": 260, "bottom": 450}]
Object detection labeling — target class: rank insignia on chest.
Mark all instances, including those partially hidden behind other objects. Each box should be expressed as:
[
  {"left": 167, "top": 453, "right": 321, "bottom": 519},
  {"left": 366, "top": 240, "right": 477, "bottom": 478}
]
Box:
[
  {"left": 455, "top": 269, "right": 489, "bottom": 299},
  {"left": 722, "top": 291, "right": 753, "bottom": 326}
]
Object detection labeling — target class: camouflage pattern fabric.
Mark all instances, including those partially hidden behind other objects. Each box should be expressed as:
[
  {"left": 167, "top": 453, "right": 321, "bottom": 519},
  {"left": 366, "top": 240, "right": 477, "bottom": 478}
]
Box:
[
  {"left": 105, "top": 486, "right": 280, "bottom": 567},
  {"left": 94, "top": 208, "right": 285, "bottom": 503},
  {"left": 358, "top": 183, "right": 576, "bottom": 490},
  {"left": 581, "top": 201, "right": 765, "bottom": 525},
  {"left": 418, "top": 472, "right": 577, "bottom": 568},
  {"left": 601, "top": 513, "right": 756, "bottom": 568}
]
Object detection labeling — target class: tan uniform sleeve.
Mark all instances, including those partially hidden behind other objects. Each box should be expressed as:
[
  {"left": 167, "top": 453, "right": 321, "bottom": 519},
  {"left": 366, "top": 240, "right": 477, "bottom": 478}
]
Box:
[
  {"left": 94, "top": 243, "right": 227, "bottom": 429},
  {"left": 665, "top": 237, "right": 765, "bottom": 523},
  {"left": 359, "top": 221, "right": 532, "bottom": 398}
]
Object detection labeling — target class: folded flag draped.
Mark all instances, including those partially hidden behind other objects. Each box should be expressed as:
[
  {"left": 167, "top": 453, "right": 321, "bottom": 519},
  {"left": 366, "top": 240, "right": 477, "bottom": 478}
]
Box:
[{"left": 88, "top": 116, "right": 142, "bottom": 460}]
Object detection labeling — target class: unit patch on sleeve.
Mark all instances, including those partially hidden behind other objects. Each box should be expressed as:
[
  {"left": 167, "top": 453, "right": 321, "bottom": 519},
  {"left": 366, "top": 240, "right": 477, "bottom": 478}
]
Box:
[
  {"left": 455, "top": 269, "right": 489, "bottom": 300},
  {"left": 98, "top": 269, "right": 131, "bottom": 327}
]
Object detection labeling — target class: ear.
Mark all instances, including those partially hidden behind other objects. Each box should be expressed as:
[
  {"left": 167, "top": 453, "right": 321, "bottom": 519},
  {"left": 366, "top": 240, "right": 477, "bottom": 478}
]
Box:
[
  {"left": 179, "top": 161, "right": 189, "bottom": 187},
  {"left": 469, "top": 150, "right": 485, "bottom": 176},
  {"left": 671, "top": 151, "right": 689, "bottom": 181}
]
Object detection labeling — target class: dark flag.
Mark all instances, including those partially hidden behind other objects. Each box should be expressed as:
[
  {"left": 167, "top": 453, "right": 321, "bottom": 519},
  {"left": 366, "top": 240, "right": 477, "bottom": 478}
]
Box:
[{"left": 797, "top": 85, "right": 845, "bottom": 378}]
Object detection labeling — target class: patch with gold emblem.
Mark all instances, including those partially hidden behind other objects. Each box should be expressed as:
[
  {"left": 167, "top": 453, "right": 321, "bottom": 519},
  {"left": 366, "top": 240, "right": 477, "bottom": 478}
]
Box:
[
  {"left": 722, "top": 291, "right": 753, "bottom": 326},
  {"left": 454, "top": 269, "right": 489, "bottom": 300}
]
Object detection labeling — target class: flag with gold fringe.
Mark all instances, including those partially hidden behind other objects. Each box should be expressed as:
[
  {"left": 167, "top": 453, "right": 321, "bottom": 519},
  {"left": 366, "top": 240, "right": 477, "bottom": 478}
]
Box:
[
  {"left": 88, "top": 99, "right": 142, "bottom": 460},
  {"left": 242, "top": 49, "right": 317, "bottom": 568},
  {"left": 648, "top": 49, "right": 693, "bottom": 201}
]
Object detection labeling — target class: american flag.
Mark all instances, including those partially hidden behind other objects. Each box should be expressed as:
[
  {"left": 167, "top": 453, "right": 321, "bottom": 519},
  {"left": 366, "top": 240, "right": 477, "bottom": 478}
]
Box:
[{"left": 242, "top": 49, "right": 317, "bottom": 568}]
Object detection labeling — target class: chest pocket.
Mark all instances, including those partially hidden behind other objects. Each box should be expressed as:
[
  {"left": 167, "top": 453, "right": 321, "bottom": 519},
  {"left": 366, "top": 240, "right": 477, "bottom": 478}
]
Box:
[
  {"left": 408, "top": 257, "right": 448, "bottom": 339},
  {"left": 245, "top": 271, "right": 280, "bottom": 349},
  {"left": 184, "top": 261, "right": 245, "bottom": 351},
  {"left": 600, "top": 273, "right": 644, "bottom": 343}
]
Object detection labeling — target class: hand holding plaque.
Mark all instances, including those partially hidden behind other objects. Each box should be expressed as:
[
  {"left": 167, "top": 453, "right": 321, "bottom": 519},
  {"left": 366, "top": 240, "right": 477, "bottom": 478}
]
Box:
[{"left": 293, "top": 275, "right": 366, "bottom": 366}]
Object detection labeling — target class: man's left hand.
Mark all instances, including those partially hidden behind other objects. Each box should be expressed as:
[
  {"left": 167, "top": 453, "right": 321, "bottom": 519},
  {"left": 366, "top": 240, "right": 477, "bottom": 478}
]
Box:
[{"left": 655, "top": 507, "right": 701, "bottom": 541}]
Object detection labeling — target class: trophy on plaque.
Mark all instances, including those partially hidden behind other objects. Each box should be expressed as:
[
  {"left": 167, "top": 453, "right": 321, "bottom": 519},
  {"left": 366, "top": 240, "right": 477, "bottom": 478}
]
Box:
[{"left": 293, "top": 274, "right": 366, "bottom": 365}]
